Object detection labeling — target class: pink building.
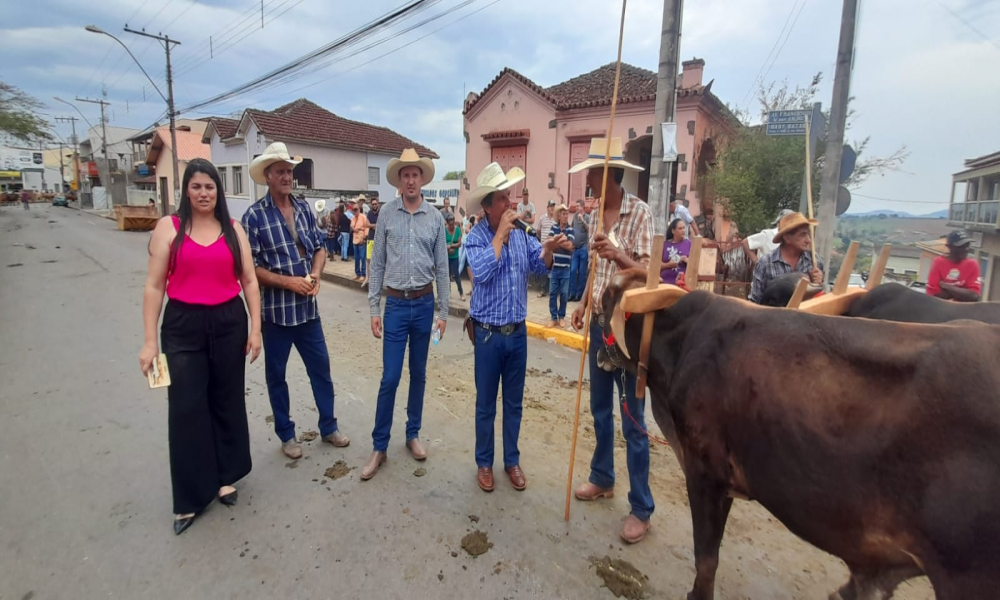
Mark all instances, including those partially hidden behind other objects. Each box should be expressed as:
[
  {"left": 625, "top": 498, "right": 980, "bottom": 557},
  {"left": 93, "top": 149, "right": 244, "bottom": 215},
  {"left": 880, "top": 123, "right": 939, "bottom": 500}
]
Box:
[{"left": 462, "top": 59, "right": 737, "bottom": 234}]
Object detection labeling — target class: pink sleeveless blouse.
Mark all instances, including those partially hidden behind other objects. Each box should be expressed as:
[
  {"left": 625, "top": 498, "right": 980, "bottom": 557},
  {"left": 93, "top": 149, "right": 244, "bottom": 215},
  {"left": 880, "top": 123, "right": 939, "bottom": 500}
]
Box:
[{"left": 165, "top": 215, "right": 242, "bottom": 305}]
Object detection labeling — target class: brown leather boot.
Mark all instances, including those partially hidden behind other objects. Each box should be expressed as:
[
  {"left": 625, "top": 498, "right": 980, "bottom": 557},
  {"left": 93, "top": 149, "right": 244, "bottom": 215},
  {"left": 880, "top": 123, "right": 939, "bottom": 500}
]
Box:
[
  {"left": 574, "top": 482, "right": 614, "bottom": 501},
  {"left": 477, "top": 467, "right": 494, "bottom": 492},
  {"left": 406, "top": 438, "right": 427, "bottom": 461},
  {"left": 361, "top": 451, "right": 386, "bottom": 481},
  {"left": 620, "top": 514, "right": 651, "bottom": 544}
]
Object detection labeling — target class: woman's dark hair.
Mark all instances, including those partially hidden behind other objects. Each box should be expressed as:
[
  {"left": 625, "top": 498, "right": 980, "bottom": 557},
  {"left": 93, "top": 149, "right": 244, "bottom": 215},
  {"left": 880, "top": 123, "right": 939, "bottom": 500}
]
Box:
[
  {"left": 168, "top": 158, "right": 243, "bottom": 278},
  {"left": 669, "top": 218, "right": 684, "bottom": 240},
  {"left": 469, "top": 216, "right": 476, "bottom": 225}
]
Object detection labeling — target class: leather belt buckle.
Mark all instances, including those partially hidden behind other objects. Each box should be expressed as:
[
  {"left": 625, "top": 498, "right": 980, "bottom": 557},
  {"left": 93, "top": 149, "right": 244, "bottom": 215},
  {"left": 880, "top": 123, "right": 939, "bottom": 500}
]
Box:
[
  {"left": 501, "top": 323, "right": 516, "bottom": 335},
  {"left": 403, "top": 289, "right": 413, "bottom": 299}
]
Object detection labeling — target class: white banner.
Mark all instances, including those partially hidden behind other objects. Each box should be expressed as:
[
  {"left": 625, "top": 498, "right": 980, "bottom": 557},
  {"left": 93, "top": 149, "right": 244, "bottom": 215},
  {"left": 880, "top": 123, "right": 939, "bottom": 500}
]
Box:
[
  {"left": 661, "top": 123, "right": 678, "bottom": 162},
  {"left": 0, "top": 147, "right": 44, "bottom": 172}
]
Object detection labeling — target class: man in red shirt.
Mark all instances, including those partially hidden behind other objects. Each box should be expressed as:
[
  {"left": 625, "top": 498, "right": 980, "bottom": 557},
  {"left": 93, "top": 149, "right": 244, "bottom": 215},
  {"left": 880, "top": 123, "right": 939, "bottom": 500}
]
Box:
[{"left": 927, "top": 230, "right": 981, "bottom": 302}]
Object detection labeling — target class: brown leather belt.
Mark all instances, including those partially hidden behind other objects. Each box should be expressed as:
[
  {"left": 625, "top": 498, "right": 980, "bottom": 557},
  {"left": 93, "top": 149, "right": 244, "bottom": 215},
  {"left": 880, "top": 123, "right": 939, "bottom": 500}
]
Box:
[{"left": 384, "top": 283, "right": 433, "bottom": 300}]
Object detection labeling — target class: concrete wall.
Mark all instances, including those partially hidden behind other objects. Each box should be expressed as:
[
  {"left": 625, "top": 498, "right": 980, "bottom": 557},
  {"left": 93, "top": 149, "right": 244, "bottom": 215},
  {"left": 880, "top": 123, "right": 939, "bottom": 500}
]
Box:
[{"left": 462, "top": 77, "right": 557, "bottom": 216}]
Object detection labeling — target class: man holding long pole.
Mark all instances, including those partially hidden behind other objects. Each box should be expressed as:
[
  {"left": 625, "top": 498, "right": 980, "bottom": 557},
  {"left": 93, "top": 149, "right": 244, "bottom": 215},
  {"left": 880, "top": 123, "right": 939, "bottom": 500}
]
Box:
[{"left": 569, "top": 138, "right": 655, "bottom": 544}]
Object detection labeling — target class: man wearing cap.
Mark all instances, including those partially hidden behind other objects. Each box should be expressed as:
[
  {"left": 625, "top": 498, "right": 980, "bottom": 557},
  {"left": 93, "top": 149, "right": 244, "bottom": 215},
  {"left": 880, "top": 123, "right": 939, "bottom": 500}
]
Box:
[
  {"left": 743, "top": 208, "right": 794, "bottom": 266},
  {"left": 363, "top": 196, "right": 380, "bottom": 287},
  {"left": 516, "top": 188, "right": 535, "bottom": 225},
  {"left": 748, "top": 211, "right": 824, "bottom": 304},
  {"left": 927, "top": 230, "right": 981, "bottom": 302},
  {"left": 464, "top": 162, "right": 566, "bottom": 493},
  {"left": 243, "top": 142, "right": 350, "bottom": 459},
  {"left": 669, "top": 195, "right": 701, "bottom": 238},
  {"left": 535, "top": 199, "right": 558, "bottom": 297},
  {"left": 567, "top": 138, "right": 656, "bottom": 544},
  {"left": 363, "top": 149, "right": 450, "bottom": 480}
]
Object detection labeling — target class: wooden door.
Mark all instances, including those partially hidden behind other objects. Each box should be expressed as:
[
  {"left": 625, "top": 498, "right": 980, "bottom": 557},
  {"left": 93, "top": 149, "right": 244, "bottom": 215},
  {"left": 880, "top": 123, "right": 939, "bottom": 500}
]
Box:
[
  {"left": 491, "top": 145, "right": 527, "bottom": 202},
  {"left": 568, "top": 140, "right": 590, "bottom": 206}
]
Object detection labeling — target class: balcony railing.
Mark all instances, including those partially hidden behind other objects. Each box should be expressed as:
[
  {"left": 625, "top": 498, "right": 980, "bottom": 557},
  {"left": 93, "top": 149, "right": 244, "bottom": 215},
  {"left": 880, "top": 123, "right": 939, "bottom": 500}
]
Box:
[{"left": 949, "top": 200, "right": 999, "bottom": 229}]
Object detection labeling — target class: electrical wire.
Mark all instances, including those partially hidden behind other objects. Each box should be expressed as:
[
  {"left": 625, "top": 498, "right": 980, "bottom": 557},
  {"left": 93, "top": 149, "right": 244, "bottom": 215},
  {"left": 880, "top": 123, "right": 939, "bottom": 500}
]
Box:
[
  {"left": 171, "top": 0, "right": 287, "bottom": 73},
  {"left": 178, "top": 0, "right": 438, "bottom": 113},
  {"left": 737, "top": 0, "right": 803, "bottom": 115},
  {"left": 931, "top": 0, "right": 1000, "bottom": 51},
  {"left": 852, "top": 192, "right": 949, "bottom": 206},
  {"left": 756, "top": 0, "right": 809, "bottom": 105}
]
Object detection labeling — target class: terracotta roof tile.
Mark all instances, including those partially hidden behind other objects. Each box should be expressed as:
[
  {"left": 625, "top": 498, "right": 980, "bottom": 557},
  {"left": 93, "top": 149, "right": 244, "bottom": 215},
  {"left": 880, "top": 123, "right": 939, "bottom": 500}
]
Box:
[
  {"left": 246, "top": 99, "right": 437, "bottom": 158},
  {"left": 205, "top": 117, "right": 240, "bottom": 141},
  {"left": 465, "top": 62, "right": 730, "bottom": 115}
]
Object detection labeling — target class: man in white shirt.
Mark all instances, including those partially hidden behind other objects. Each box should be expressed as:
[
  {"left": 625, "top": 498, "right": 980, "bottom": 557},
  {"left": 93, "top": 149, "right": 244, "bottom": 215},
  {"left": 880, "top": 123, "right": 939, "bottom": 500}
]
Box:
[
  {"left": 669, "top": 196, "right": 700, "bottom": 238},
  {"left": 536, "top": 199, "right": 557, "bottom": 297},
  {"left": 516, "top": 189, "right": 535, "bottom": 224},
  {"left": 743, "top": 209, "right": 793, "bottom": 265}
]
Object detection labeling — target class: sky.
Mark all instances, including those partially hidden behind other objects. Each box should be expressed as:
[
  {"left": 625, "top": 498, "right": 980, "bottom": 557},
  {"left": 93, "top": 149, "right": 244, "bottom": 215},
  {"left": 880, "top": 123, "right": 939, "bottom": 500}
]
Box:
[{"left": 4, "top": 0, "right": 999, "bottom": 215}]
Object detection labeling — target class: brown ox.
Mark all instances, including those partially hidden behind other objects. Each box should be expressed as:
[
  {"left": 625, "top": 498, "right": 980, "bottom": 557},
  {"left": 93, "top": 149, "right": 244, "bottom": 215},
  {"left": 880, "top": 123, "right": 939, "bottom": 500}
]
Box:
[{"left": 597, "top": 269, "right": 1000, "bottom": 600}]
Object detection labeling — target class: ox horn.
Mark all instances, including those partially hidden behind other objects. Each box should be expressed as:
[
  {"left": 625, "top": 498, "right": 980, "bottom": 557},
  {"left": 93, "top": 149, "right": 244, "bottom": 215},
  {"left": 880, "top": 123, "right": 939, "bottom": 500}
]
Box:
[{"left": 611, "top": 302, "right": 630, "bottom": 359}]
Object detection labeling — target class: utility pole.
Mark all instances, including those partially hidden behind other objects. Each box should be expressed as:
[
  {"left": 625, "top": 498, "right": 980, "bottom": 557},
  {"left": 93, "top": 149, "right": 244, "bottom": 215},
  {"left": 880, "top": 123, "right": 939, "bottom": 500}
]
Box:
[
  {"left": 124, "top": 27, "right": 182, "bottom": 216},
  {"left": 76, "top": 96, "right": 112, "bottom": 207},
  {"left": 816, "top": 0, "right": 858, "bottom": 283},
  {"left": 647, "top": 0, "right": 683, "bottom": 235},
  {"left": 816, "top": 0, "right": 858, "bottom": 279},
  {"left": 55, "top": 116, "right": 81, "bottom": 193}
]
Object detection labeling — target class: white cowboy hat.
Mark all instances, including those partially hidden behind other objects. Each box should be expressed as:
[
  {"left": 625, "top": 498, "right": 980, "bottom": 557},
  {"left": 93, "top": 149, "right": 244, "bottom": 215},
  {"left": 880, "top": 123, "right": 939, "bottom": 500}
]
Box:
[
  {"left": 466, "top": 162, "right": 526, "bottom": 215},
  {"left": 567, "top": 137, "right": 644, "bottom": 174},
  {"left": 314, "top": 199, "right": 327, "bottom": 213},
  {"left": 386, "top": 148, "right": 435, "bottom": 187},
  {"left": 250, "top": 142, "right": 303, "bottom": 185}
]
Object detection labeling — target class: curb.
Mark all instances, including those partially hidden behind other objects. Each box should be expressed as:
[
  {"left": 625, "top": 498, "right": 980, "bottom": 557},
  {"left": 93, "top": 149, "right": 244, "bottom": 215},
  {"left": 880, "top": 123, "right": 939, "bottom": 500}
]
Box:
[
  {"left": 319, "top": 269, "right": 587, "bottom": 350},
  {"left": 525, "top": 322, "right": 586, "bottom": 351}
]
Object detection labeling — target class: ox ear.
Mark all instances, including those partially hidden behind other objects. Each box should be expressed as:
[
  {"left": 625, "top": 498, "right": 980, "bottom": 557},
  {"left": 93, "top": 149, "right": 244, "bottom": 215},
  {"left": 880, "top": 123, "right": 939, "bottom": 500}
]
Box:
[{"left": 611, "top": 302, "right": 630, "bottom": 359}]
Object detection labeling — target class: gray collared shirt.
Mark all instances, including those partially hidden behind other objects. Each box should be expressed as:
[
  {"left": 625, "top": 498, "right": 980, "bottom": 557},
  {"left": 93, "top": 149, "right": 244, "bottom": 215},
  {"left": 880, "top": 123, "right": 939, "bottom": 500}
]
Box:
[
  {"left": 749, "top": 246, "right": 824, "bottom": 304},
  {"left": 368, "top": 197, "right": 450, "bottom": 321}
]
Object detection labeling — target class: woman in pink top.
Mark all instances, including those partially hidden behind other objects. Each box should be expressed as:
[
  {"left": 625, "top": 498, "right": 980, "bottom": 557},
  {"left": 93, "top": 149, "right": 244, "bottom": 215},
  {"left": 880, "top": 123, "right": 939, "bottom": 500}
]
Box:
[{"left": 139, "top": 158, "right": 262, "bottom": 535}]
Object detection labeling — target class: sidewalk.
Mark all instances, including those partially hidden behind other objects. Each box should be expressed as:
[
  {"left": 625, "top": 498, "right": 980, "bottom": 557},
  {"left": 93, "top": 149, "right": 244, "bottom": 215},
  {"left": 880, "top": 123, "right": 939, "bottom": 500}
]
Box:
[{"left": 321, "top": 256, "right": 587, "bottom": 350}]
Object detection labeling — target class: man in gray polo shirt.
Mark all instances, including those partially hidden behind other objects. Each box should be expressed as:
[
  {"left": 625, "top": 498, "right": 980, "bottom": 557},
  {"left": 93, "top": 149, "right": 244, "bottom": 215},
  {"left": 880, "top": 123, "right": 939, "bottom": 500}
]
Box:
[{"left": 363, "top": 149, "right": 450, "bottom": 481}]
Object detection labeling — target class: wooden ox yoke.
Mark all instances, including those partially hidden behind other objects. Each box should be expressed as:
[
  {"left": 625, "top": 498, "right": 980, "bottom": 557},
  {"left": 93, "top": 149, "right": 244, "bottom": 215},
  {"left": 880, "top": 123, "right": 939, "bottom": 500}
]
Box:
[{"left": 622, "top": 237, "right": 892, "bottom": 398}]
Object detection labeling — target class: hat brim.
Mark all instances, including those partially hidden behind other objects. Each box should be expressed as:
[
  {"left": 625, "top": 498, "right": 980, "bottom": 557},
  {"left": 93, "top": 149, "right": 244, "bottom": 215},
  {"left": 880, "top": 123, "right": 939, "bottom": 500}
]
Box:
[
  {"left": 772, "top": 219, "right": 819, "bottom": 244},
  {"left": 567, "top": 158, "right": 644, "bottom": 175},
  {"left": 386, "top": 157, "right": 435, "bottom": 188},
  {"left": 250, "top": 155, "right": 303, "bottom": 185},
  {"left": 465, "top": 167, "right": 526, "bottom": 215}
]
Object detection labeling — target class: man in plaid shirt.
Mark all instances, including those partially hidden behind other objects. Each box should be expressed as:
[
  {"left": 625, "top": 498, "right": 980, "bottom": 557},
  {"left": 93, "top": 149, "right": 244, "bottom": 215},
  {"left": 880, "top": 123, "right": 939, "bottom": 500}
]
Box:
[
  {"left": 243, "top": 143, "right": 350, "bottom": 459},
  {"left": 568, "top": 137, "right": 655, "bottom": 545}
]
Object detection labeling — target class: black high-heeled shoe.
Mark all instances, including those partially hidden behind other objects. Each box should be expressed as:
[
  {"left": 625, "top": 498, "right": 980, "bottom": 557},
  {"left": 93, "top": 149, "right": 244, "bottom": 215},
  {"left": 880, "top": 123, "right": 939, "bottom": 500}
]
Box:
[
  {"left": 173, "top": 515, "right": 196, "bottom": 535},
  {"left": 219, "top": 490, "right": 238, "bottom": 507}
]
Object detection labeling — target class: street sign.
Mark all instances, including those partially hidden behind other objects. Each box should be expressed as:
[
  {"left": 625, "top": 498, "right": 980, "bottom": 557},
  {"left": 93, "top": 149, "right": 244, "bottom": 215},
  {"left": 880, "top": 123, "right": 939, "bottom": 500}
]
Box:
[
  {"left": 839, "top": 144, "right": 857, "bottom": 184},
  {"left": 765, "top": 110, "right": 811, "bottom": 136},
  {"left": 836, "top": 186, "right": 851, "bottom": 217}
]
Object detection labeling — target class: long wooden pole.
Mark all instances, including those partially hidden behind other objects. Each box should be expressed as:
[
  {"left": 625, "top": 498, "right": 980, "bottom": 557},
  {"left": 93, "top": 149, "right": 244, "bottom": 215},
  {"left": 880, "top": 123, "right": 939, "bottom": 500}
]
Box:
[
  {"left": 804, "top": 119, "right": 818, "bottom": 268},
  {"left": 565, "top": 0, "right": 629, "bottom": 522}
]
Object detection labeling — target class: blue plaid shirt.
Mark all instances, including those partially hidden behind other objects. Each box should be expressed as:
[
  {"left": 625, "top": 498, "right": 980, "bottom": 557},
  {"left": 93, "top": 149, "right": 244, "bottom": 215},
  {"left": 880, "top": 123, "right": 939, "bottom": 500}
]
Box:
[
  {"left": 465, "top": 221, "right": 550, "bottom": 326},
  {"left": 243, "top": 192, "right": 326, "bottom": 326}
]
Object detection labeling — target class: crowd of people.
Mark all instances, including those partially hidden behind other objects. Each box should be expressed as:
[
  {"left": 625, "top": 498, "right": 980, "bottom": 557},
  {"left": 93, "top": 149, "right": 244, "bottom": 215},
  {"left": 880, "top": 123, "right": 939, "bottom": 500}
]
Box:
[{"left": 138, "top": 135, "right": 983, "bottom": 544}]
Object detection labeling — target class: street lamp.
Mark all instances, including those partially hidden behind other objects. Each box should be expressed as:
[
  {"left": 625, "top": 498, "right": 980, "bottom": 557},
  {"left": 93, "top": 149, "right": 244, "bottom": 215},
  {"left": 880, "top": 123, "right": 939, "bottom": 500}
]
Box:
[{"left": 85, "top": 24, "right": 181, "bottom": 217}]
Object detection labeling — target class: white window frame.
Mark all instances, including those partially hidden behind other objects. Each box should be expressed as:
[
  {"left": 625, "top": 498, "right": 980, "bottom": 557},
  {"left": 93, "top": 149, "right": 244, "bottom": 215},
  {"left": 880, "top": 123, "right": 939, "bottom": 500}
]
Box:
[
  {"left": 368, "top": 166, "right": 380, "bottom": 185},
  {"left": 218, "top": 167, "right": 227, "bottom": 193},
  {"left": 232, "top": 166, "right": 244, "bottom": 195}
]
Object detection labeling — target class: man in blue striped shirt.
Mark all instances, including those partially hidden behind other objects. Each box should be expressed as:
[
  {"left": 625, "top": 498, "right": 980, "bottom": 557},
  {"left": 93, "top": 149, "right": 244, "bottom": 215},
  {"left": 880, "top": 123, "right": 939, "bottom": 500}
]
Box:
[
  {"left": 548, "top": 204, "right": 575, "bottom": 327},
  {"left": 243, "top": 143, "right": 349, "bottom": 460},
  {"left": 464, "top": 162, "right": 566, "bottom": 493}
]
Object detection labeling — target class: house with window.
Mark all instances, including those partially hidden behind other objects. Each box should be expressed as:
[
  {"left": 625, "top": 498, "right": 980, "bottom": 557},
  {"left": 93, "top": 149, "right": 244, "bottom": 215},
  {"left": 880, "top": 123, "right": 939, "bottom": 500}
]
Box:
[
  {"left": 462, "top": 59, "right": 737, "bottom": 234},
  {"left": 144, "top": 125, "right": 212, "bottom": 211},
  {"left": 202, "top": 98, "right": 437, "bottom": 219},
  {"left": 946, "top": 150, "right": 1000, "bottom": 300}
]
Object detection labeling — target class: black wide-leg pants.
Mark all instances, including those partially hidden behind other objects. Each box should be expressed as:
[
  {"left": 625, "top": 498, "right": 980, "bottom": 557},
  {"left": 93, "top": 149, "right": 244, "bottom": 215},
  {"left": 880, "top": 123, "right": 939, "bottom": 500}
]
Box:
[{"left": 161, "top": 296, "right": 252, "bottom": 515}]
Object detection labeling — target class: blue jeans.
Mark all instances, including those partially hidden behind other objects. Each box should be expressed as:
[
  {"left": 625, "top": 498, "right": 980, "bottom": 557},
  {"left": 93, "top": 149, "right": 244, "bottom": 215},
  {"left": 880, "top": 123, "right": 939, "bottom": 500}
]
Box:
[
  {"left": 372, "top": 294, "right": 434, "bottom": 452},
  {"left": 549, "top": 268, "right": 570, "bottom": 320},
  {"left": 474, "top": 323, "right": 527, "bottom": 468},
  {"left": 262, "top": 318, "right": 338, "bottom": 443},
  {"left": 587, "top": 320, "right": 654, "bottom": 521},
  {"left": 354, "top": 243, "right": 367, "bottom": 276},
  {"left": 570, "top": 246, "right": 588, "bottom": 299},
  {"left": 339, "top": 232, "right": 351, "bottom": 260}
]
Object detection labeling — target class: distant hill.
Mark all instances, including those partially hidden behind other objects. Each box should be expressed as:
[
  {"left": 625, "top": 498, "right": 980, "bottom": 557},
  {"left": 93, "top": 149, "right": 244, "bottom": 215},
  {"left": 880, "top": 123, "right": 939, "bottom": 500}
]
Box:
[{"left": 844, "top": 208, "right": 949, "bottom": 219}]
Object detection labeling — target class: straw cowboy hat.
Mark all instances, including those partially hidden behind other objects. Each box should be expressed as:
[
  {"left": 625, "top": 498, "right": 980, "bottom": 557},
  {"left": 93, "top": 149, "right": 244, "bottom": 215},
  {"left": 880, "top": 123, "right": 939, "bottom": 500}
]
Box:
[
  {"left": 772, "top": 211, "right": 819, "bottom": 244},
  {"left": 466, "top": 162, "right": 526, "bottom": 215},
  {"left": 386, "top": 148, "right": 435, "bottom": 187},
  {"left": 314, "top": 199, "right": 327, "bottom": 213},
  {"left": 568, "top": 137, "right": 644, "bottom": 174},
  {"left": 250, "top": 142, "right": 303, "bottom": 185}
]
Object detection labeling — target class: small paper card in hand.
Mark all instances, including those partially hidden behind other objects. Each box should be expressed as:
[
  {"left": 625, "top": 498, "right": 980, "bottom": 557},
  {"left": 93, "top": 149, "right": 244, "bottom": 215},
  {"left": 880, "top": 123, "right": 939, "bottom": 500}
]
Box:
[{"left": 147, "top": 353, "right": 171, "bottom": 389}]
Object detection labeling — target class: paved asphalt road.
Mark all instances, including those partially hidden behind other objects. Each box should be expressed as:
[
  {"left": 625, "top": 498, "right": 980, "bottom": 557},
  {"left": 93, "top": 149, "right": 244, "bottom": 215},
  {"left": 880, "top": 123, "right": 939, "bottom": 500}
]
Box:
[{"left": 0, "top": 205, "right": 934, "bottom": 600}]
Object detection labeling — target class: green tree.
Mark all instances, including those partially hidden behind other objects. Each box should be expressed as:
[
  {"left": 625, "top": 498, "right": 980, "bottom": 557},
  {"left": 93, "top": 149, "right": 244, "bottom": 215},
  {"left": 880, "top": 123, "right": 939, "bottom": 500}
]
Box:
[
  {"left": 708, "top": 73, "right": 908, "bottom": 236},
  {"left": 443, "top": 170, "right": 465, "bottom": 181},
  {"left": 0, "top": 82, "right": 51, "bottom": 144}
]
